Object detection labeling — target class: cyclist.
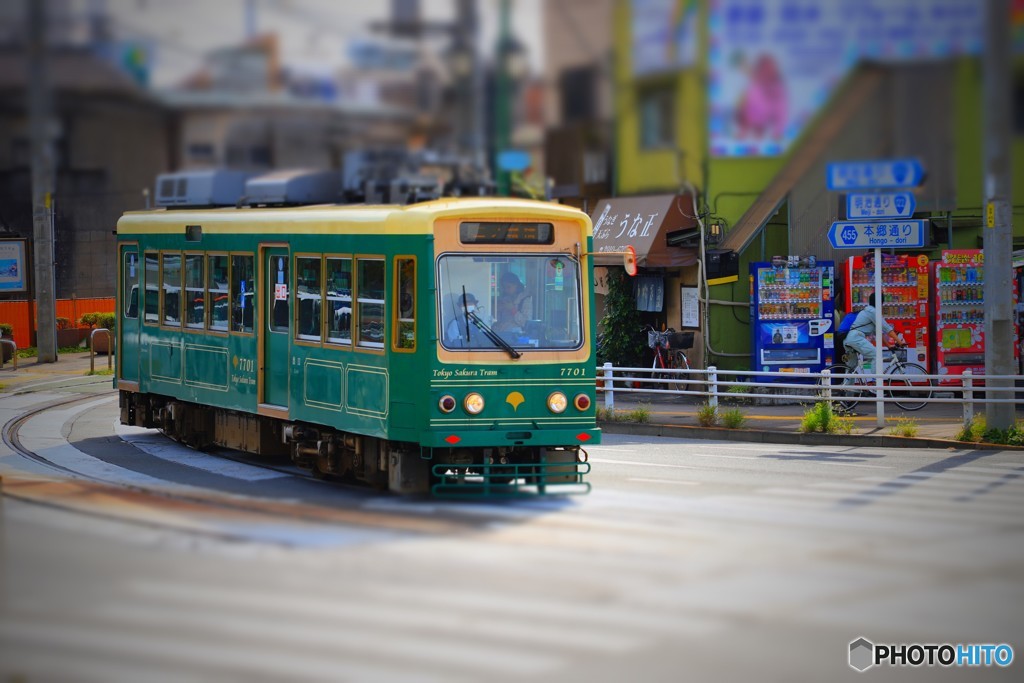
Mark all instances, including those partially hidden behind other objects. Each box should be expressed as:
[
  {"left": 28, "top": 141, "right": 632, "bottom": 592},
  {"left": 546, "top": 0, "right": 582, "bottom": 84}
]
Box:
[{"left": 843, "top": 292, "right": 899, "bottom": 371}]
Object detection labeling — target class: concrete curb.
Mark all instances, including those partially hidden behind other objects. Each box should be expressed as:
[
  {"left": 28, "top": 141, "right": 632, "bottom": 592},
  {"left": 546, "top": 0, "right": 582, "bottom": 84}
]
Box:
[{"left": 599, "top": 421, "right": 1024, "bottom": 451}]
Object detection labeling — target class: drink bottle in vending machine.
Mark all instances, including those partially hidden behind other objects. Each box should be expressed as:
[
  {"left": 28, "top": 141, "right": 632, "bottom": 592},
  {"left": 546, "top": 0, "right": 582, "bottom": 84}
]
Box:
[
  {"left": 844, "top": 252, "right": 930, "bottom": 368},
  {"left": 931, "top": 249, "right": 1020, "bottom": 386},
  {"left": 750, "top": 259, "right": 835, "bottom": 380}
]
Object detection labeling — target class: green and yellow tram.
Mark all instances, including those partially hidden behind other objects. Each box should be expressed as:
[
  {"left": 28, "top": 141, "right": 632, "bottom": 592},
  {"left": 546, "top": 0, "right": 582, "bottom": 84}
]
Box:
[{"left": 115, "top": 197, "right": 598, "bottom": 495}]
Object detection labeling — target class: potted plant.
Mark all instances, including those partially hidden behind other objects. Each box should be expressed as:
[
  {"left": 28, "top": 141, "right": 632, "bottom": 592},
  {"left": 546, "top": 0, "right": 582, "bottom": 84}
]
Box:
[
  {"left": 55, "top": 316, "right": 88, "bottom": 348},
  {"left": 0, "top": 322, "right": 13, "bottom": 363},
  {"left": 80, "top": 312, "right": 116, "bottom": 354}
]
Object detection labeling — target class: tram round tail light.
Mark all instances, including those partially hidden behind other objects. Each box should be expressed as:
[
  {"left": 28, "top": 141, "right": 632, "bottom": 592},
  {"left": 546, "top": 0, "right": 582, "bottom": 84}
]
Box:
[
  {"left": 464, "top": 392, "right": 485, "bottom": 415},
  {"left": 438, "top": 395, "right": 457, "bottom": 413},
  {"left": 574, "top": 393, "right": 591, "bottom": 411},
  {"left": 547, "top": 391, "right": 568, "bottom": 414}
]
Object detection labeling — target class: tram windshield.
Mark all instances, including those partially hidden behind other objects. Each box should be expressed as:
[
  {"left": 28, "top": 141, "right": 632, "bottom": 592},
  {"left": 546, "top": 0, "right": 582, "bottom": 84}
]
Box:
[{"left": 437, "top": 254, "right": 583, "bottom": 352}]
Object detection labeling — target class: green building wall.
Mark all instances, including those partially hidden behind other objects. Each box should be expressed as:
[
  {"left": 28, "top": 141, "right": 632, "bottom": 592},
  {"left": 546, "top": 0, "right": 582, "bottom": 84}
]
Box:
[{"left": 611, "top": 0, "right": 1024, "bottom": 371}]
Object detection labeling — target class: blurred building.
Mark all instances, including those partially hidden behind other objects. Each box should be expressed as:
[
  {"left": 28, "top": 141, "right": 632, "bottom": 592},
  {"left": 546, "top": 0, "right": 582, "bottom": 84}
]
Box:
[
  {"left": 541, "top": 0, "right": 614, "bottom": 211},
  {"left": 0, "top": 46, "right": 169, "bottom": 301},
  {"left": 167, "top": 35, "right": 416, "bottom": 173},
  {"left": 596, "top": 0, "right": 1024, "bottom": 371}
]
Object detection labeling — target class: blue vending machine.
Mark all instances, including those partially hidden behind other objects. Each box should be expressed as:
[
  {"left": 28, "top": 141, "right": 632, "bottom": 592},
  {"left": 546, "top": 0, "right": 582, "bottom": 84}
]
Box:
[{"left": 749, "top": 259, "right": 836, "bottom": 380}]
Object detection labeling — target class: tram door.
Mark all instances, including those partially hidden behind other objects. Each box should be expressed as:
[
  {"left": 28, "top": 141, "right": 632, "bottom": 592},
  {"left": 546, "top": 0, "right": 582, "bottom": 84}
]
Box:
[
  {"left": 119, "top": 245, "right": 140, "bottom": 383},
  {"left": 261, "top": 246, "right": 290, "bottom": 408}
]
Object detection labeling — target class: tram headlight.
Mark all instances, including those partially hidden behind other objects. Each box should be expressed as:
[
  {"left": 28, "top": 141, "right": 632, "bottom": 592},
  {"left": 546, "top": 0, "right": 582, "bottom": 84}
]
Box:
[
  {"left": 574, "top": 393, "right": 591, "bottom": 411},
  {"left": 547, "top": 391, "right": 568, "bottom": 413},
  {"left": 438, "top": 395, "right": 457, "bottom": 413},
  {"left": 464, "top": 392, "right": 485, "bottom": 415}
]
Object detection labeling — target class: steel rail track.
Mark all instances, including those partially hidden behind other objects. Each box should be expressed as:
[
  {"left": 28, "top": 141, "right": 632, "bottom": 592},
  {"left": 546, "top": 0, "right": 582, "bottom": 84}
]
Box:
[{"left": 1, "top": 389, "right": 467, "bottom": 541}]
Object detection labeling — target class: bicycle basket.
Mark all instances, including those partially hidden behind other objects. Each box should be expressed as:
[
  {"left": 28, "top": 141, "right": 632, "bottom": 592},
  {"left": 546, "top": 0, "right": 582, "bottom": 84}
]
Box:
[
  {"left": 667, "top": 331, "right": 694, "bottom": 349},
  {"left": 643, "top": 331, "right": 667, "bottom": 350},
  {"left": 894, "top": 347, "right": 907, "bottom": 363}
]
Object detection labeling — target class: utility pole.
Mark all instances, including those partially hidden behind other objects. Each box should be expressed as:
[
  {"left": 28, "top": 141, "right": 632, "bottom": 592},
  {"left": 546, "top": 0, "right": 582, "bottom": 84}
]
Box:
[
  {"left": 29, "top": 0, "right": 57, "bottom": 363},
  {"left": 494, "top": 0, "right": 512, "bottom": 196},
  {"left": 983, "top": 0, "right": 1014, "bottom": 429}
]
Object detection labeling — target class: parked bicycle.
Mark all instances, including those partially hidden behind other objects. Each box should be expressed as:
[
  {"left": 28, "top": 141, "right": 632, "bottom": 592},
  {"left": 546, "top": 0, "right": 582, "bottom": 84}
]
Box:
[
  {"left": 821, "top": 339, "right": 932, "bottom": 411},
  {"left": 644, "top": 325, "right": 694, "bottom": 392}
]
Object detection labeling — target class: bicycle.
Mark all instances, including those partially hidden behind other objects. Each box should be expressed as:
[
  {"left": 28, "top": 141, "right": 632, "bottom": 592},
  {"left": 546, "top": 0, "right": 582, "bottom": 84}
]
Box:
[
  {"left": 645, "top": 325, "right": 694, "bottom": 393},
  {"left": 821, "top": 341, "right": 932, "bottom": 411}
]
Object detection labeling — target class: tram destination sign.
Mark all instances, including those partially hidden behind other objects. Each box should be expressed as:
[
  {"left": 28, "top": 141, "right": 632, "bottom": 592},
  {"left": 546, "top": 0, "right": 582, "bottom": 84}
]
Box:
[
  {"left": 827, "top": 220, "right": 926, "bottom": 249},
  {"left": 826, "top": 158, "right": 925, "bottom": 190}
]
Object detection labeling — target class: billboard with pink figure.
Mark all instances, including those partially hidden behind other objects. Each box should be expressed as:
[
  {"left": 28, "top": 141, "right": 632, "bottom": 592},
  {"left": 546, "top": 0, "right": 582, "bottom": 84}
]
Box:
[{"left": 708, "top": 0, "right": 984, "bottom": 157}]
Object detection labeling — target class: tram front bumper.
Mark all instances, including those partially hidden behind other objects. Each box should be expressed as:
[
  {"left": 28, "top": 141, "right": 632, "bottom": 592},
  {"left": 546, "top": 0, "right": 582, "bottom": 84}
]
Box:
[{"left": 420, "top": 426, "right": 601, "bottom": 449}]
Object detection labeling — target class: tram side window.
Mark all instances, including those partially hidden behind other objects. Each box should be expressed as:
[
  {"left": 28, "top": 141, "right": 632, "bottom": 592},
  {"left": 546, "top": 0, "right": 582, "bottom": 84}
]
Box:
[
  {"left": 144, "top": 252, "right": 159, "bottom": 323},
  {"left": 184, "top": 254, "right": 204, "bottom": 328},
  {"left": 357, "top": 258, "right": 385, "bottom": 349},
  {"left": 296, "top": 256, "right": 322, "bottom": 341},
  {"left": 162, "top": 252, "right": 182, "bottom": 327},
  {"left": 326, "top": 257, "right": 351, "bottom": 344},
  {"left": 208, "top": 254, "right": 229, "bottom": 331},
  {"left": 123, "top": 252, "right": 139, "bottom": 319},
  {"left": 394, "top": 257, "right": 415, "bottom": 350},
  {"left": 231, "top": 255, "right": 255, "bottom": 333}
]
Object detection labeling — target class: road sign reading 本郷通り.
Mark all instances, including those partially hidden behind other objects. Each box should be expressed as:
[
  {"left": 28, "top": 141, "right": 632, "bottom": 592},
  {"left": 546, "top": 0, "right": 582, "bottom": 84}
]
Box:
[
  {"left": 846, "top": 192, "right": 916, "bottom": 219},
  {"left": 827, "top": 159, "right": 925, "bottom": 190},
  {"left": 827, "top": 220, "right": 926, "bottom": 249}
]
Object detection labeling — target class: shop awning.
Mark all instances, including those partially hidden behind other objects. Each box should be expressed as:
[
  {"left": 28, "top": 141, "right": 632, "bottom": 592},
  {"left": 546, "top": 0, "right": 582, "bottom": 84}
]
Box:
[{"left": 589, "top": 194, "right": 699, "bottom": 268}]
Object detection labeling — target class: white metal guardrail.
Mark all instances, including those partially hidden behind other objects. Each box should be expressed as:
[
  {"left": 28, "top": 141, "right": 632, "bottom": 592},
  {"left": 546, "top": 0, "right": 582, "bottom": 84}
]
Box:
[{"left": 598, "top": 363, "right": 1022, "bottom": 427}]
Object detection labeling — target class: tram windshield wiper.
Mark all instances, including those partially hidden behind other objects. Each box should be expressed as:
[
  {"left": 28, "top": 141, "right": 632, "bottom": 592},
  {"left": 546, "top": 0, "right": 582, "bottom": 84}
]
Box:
[{"left": 469, "top": 310, "right": 521, "bottom": 359}]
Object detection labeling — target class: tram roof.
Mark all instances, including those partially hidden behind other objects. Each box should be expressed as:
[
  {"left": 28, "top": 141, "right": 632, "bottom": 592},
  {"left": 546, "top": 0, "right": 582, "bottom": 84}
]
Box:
[{"left": 118, "top": 197, "right": 592, "bottom": 236}]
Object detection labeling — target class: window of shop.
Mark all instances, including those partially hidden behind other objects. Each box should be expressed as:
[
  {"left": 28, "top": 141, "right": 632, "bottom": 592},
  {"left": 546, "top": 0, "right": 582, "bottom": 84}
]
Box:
[{"left": 638, "top": 84, "right": 674, "bottom": 149}]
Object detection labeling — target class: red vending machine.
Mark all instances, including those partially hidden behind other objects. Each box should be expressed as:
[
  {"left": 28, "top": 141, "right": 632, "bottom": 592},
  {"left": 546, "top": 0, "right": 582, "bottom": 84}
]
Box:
[
  {"left": 845, "top": 253, "right": 930, "bottom": 369},
  {"left": 932, "top": 249, "right": 1020, "bottom": 386}
]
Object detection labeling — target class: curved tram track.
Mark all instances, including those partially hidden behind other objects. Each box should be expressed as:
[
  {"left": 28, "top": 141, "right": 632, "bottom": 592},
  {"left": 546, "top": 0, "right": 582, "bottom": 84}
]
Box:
[{"left": 1, "top": 388, "right": 479, "bottom": 543}]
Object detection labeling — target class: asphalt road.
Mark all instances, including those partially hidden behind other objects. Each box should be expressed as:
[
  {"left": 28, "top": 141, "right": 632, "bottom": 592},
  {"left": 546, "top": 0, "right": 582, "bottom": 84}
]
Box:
[{"left": 1, "top": 391, "right": 1022, "bottom": 682}]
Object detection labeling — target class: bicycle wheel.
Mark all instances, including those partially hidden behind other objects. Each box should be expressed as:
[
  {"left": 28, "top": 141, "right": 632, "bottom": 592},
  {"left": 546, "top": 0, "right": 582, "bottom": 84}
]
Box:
[
  {"left": 670, "top": 350, "right": 692, "bottom": 394},
  {"left": 655, "top": 352, "right": 683, "bottom": 392},
  {"left": 886, "top": 362, "right": 932, "bottom": 411},
  {"left": 822, "top": 364, "right": 864, "bottom": 411}
]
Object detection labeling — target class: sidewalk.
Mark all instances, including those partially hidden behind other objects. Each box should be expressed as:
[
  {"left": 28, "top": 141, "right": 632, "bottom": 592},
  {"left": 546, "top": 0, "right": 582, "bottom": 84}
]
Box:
[
  {"left": 0, "top": 351, "right": 110, "bottom": 390},
  {"left": 598, "top": 390, "right": 1024, "bottom": 450}
]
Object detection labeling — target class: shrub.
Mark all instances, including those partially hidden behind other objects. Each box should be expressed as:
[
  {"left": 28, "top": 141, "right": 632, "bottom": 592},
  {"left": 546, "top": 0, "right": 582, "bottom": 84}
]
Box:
[
  {"left": 721, "top": 408, "right": 746, "bottom": 429},
  {"left": 799, "top": 402, "right": 849, "bottom": 434},
  {"left": 596, "top": 404, "right": 650, "bottom": 423},
  {"left": 596, "top": 270, "right": 644, "bottom": 368},
  {"left": 696, "top": 403, "right": 718, "bottom": 427},
  {"left": 626, "top": 405, "right": 651, "bottom": 423},
  {"left": 724, "top": 385, "right": 753, "bottom": 405},
  {"left": 981, "top": 421, "right": 1024, "bottom": 446},
  {"left": 79, "top": 312, "right": 116, "bottom": 329},
  {"left": 56, "top": 316, "right": 73, "bottom": 330},
  {"left": 888, "top": 418, "right": 919, "bottom": 438},
  {"left": 0, "top": 322, "right": 12, "bottom": 337}
]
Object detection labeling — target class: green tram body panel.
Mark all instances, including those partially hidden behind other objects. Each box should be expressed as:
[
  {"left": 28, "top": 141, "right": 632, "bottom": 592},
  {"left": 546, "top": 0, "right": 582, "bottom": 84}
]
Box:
[{"left": 116, "top": 199, "right": 601, "bottom": 469}]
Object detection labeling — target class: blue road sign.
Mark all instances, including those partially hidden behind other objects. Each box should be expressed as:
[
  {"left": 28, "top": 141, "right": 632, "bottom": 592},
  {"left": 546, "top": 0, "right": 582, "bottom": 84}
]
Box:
[
  {"left": 827, "top": 220, "right": 927, "bottom": 249},
  {"left": 846, "top": 191, "right": 916, "bottom": 219},
  {"left": 827, "top": 158, "right": 925, "bottom": 190}
]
